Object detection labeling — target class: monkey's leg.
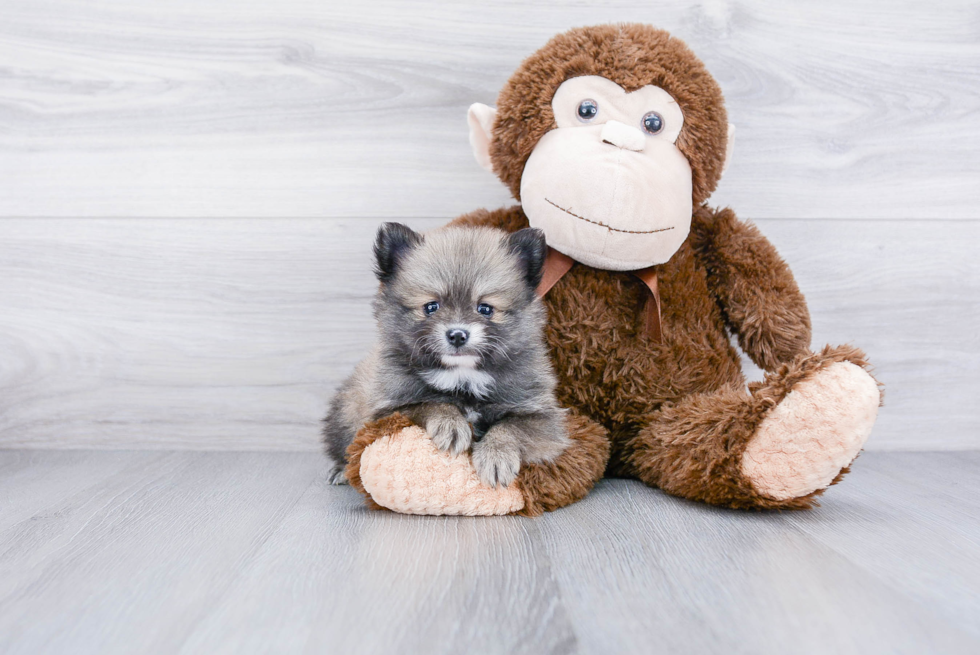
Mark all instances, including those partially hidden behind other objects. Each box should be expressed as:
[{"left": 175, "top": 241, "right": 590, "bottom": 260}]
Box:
[
  {"left": 344, "top": 411, "right": 611, "bottom": 516},
  {"left": 621, "top": 345, "right": 881, "bottom": 510},
  {"left": 514, "top": 410, "right": 610, "bottom": 516}
]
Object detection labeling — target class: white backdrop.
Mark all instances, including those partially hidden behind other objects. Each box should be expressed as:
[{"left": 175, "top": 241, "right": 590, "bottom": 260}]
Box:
[{"left": 0, "top": 0, "right": 977, "bottom": 450}]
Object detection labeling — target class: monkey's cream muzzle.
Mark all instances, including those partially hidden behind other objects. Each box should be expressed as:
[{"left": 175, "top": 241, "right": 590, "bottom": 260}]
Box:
[
  {"left": 520, "top": 121, "right": 693, "bottom": 271},
  {"left": 518, "top": 76, "right": 694, "bottom": 271}
]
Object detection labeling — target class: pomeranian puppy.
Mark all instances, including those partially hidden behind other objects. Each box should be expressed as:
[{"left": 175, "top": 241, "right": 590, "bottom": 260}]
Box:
[{"left": 322, "top": 222, "right": 569, "bottom": 488}]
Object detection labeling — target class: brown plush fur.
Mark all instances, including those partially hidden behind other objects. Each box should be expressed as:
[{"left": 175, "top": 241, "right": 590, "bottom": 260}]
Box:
[
  {"left": 620, "top": 344, "right": 880, "bottom": 510},
  {"left": 516, "top": 411, "right": 611, "bottom": 516},
  {"left": 450, "top": 203, "right": 878, "bottom": 511},
  {"left": 490, "top": 24, "right": 729, "bottom": 207}
]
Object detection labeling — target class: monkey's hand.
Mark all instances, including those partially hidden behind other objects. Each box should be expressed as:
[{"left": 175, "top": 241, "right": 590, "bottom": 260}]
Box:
[{"left": 472, "top": 423, "right": 522, "bottom": 488}]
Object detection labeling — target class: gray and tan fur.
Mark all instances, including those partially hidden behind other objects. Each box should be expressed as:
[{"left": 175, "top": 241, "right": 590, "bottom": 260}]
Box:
[{"left": 322, "top": 223, "right": 569, "bottom": 488}]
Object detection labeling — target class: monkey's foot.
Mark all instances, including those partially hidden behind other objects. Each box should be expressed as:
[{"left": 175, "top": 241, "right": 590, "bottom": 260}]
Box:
[
  {"left": 741, "top": 362, "right": 880, "bottom": 501},
  {"left": 345, "top": 411, "right": 609, "bottom": 516},
  {"left": 357, "top": 425, "right": 525, "bottom": 516}
]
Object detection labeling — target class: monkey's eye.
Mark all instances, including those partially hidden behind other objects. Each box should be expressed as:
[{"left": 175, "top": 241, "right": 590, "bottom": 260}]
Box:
[
  {"left": 476, "top": 303, "right": 494, "bottom": 317},
  {"left": 576, "top": 99, "right": 598, "bottom": 122},
  {"left": 423, "top": 301, "right": 440, "bottom": 316},
  {"left": 642, "top": 111, "right": 665, "bottom": 135}
]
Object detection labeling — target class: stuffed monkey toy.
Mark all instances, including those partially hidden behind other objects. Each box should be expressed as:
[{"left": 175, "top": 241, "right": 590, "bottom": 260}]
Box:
[{"left": 344, "top": 24, "right": 882, "bottom": 515}]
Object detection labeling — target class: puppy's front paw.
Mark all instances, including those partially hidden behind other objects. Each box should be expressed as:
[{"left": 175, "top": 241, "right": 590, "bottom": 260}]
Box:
[
  {"left": 427, "top": 411, "right": 472, "bottom": 456},
  {"left": 327, "top": 466, "right": 348, "bottom": 485},
  {"left": 472, "top": 431, "right": 521, "bottom": 488}
]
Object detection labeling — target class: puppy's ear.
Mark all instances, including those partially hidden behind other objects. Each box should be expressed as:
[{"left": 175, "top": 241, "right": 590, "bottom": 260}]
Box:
[
  {"left": 374, "top": 222, "right": 423, "bottom": 283},
  {"left": 506, "top": 228, "right": 547, "bottom": 289}
]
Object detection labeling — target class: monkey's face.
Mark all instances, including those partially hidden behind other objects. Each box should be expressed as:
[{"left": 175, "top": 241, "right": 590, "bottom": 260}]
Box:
[
  {"left": 468, "top": 26, "right": 733, "bottom": 271},
  {"left": 519, "top": 76, "right": 693, "bottom": 271}
]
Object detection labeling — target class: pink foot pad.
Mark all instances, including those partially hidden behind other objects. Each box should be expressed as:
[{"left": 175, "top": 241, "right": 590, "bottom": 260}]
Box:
[
  {"left": 359, "top": 426, "right": 525, "bottom": 516},
  {"left": 742, "top": 362, "right": 880, "bottom": 501}
]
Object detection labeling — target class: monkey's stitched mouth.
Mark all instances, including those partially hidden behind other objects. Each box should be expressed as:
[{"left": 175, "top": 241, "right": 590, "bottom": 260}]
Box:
[{"left": 544, "top": 198, "right": 675, "bottom": 235}]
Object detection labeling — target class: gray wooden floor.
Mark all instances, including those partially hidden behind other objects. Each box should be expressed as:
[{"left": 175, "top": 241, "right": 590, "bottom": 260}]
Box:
[{"left": 1, "top": 450, "right": 977, "bottom": 654}]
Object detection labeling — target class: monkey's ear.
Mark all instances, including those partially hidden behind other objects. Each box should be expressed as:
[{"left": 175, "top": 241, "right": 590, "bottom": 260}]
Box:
[
  {"left": 374, "top": 222, "right": 423, "bottom": 283},
  {"left": 721, "top": 123, "right": 736, "bottom": 175},
  {"left": 506, "top": 228, "right": 547, "bottom": 289},
  {"left": 467, "top": 103, "right": 497, "bottom": 173}
]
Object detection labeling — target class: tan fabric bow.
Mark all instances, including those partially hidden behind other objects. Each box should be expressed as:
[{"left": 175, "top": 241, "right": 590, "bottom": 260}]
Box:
[{"left": 535, "top": 247, "right": 663, "bottom": 343}]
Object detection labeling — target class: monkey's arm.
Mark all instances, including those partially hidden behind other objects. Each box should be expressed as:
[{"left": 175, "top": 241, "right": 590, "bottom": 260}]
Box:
[{"left": 690, "top": 206, "right": 811, "bottom": 371}]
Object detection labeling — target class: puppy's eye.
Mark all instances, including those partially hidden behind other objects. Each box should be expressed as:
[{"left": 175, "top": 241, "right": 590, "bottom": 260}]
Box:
[
  {"left": 476, "top": 303, "right": 494, "bottom": 317},
  {"left": 642, "top": 111, "right": 665, "bottom": 135},
  {"left": 423, "top": 301, "right": 440, "bottom": 315},
  {"left": 577, "top": 99, "right": 598, "bottom": 122}
]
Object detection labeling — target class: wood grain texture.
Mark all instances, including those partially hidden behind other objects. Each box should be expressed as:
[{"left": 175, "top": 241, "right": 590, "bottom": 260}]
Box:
[
  {"left": 0, "top": 450, "right": 167, "bottom": 530},
  {"left": 0, "top": 451, "right": 321, "bottom": 655},
  {"left": 0, "top": 217, "right": 390, "bottom": 451},
  {"left": 0, "top": 0, "right": 977, "bottom": 219},
  {"left": 0, "top": 450, "right": 977, "bottom": 654},
  {"left": 181, "top": 474, "right": 574, "bottom": 655},
  {"left": 1, "top": 217, "right": 976, "bottom": 451},
  {"left": 787, "top": 452, "right": 980, "bottom": 637},
  {"left": 533, "top": 481, "right": 979, "bottom": 654}
]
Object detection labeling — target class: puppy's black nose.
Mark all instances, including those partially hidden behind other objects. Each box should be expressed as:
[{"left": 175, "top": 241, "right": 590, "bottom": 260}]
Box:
[{"left": 446, "top": 328, "right": 469, "bottom": 347}]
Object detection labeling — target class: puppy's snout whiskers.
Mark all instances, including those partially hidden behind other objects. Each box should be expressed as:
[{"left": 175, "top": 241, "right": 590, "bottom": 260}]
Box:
[
  {"left": 408, "top": 334, "right": 425, "bottom": 365},
  {"left": 483, "top": 334, "right": 514, "bottom": 362}
]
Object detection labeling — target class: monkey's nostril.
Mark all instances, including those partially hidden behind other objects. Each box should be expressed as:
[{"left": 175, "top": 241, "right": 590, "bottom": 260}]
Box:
[{"left": 446, "top": 328, "right": 469, "bottom": 347}]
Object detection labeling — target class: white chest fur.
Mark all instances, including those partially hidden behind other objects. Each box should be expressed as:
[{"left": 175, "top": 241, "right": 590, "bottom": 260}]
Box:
[{"left": 421, "top": 366, "right": 495, "bottom": 398}]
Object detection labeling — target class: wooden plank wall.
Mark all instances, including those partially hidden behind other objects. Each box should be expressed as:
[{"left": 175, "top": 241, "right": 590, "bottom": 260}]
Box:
[{"left": 1, "top": 0, "right": 978, "bottom": 451}]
